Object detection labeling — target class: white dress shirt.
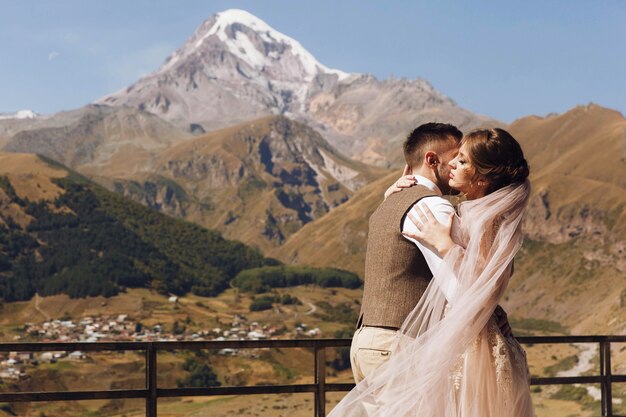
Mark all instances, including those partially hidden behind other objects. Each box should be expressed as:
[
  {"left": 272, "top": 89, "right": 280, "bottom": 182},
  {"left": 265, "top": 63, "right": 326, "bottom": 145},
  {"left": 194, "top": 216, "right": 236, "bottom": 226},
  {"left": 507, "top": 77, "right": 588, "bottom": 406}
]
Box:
[{"left": 401, "top": 175, "right": 457, "bottom": 300}]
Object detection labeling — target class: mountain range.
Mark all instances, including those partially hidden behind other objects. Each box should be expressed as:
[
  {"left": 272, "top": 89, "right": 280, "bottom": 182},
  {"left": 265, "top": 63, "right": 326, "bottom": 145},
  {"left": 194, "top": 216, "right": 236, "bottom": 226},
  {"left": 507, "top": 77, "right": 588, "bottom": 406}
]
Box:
[
  {"left": 95, "top": 8, "right": 492, "bottom": 166},
  {"left": 0, "top": 8, "right": 492, "bottom": 249},
  {"left": 104, "top": 115, "right": 386, "bottom": 251},
  {"left": 0, "top": 152, "right": 364, "bottom": 304},
  {"left": 0, "top": 9, "right": 624, "bottom": 335}
]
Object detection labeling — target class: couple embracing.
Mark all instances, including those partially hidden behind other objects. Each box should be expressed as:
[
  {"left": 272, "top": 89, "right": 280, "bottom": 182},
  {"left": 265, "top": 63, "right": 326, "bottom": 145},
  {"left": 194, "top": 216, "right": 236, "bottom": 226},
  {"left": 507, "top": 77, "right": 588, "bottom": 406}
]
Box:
[{"left": 331, "top": 123, "right": 534, "bottom": 416}]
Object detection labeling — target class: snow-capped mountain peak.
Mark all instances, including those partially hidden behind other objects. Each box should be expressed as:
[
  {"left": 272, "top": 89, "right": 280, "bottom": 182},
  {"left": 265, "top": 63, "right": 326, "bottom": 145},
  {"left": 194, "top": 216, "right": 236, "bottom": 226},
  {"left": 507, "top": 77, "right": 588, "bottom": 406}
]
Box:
[
  {"left": 204, "top": 9, "right": 347, "bottom": 81},
  {"left": 98, "top": 9, "right": 357, "bottom": 128},
  {"left": 161, "top": 9, "right": 348, "bottom": 82},
  {"left": 95, "top": 8, "right": 485, "bottom": 154}
]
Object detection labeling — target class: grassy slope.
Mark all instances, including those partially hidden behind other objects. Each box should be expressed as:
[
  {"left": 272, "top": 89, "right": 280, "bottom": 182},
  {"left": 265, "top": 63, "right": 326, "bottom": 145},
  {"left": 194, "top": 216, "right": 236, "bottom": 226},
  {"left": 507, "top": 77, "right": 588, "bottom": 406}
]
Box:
[
  {"left": 509, "top": 104, "right": 626, "bottom": 187},
  {"left": 0, "top": 152, "right": 271, "bottom": 301}
]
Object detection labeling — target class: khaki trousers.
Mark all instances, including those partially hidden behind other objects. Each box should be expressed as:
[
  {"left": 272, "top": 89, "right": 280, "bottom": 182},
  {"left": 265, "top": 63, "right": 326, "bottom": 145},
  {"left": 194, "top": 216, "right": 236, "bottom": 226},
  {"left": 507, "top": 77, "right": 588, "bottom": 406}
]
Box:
[{"left": 350, "top": 326, "right": 398, "bottom": 384}]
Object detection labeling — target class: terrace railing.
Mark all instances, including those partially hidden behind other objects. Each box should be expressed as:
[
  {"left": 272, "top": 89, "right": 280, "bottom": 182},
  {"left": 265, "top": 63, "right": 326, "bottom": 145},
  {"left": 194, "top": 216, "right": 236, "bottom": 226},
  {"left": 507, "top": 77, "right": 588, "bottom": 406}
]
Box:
[{"left": 0, "top": 335, "right": 624, "bottom": 417}]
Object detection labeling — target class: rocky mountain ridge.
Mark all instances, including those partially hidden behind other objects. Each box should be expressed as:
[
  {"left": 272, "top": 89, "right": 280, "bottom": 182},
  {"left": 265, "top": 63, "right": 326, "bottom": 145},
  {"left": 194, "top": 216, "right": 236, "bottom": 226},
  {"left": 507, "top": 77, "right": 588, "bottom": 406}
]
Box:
[
  {"left": 0, "top": 105, "right": 386, "bottom": 252},
  {"left": 0, "top": 7, "right": 492, "bottom": 242},
  {"left": 107, "top": 116, "right": 387, "bottom": 252},
  {"left": 3, "top": 105, "right": 191, "bottom": 177},
  {"left": 95, "top": 8, "right": 493, "bottom": 166}
]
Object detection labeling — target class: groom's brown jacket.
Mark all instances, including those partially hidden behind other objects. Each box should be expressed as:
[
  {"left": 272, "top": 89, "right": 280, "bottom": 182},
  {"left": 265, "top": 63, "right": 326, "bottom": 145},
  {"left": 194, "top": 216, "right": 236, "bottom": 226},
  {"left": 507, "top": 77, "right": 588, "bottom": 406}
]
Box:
[{"left": 358, "top": 185, "right": 436, "bottom": 329}]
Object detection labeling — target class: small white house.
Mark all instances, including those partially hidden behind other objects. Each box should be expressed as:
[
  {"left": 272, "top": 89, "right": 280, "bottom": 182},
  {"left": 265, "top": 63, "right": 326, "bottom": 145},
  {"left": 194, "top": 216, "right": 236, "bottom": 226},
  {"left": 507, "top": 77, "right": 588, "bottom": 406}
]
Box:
[
  {"left": 307, "top": 328, "right": 321, "bottom": 337},
  {"left": 68, "top": 351, "right": 85, "bottom": 360},
  {"left": 0, "top": 369, "right": 21, "bottom": 380},
  {"left": 247, "top": 331, "right": 266, "bottom": 340}
]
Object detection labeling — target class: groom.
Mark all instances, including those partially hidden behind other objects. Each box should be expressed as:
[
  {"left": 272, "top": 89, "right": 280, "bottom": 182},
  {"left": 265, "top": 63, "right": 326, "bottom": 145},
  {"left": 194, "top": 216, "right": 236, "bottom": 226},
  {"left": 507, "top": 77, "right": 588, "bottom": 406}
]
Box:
[{"left": 350, "top": 123, "right": 511, "bottom": 384}]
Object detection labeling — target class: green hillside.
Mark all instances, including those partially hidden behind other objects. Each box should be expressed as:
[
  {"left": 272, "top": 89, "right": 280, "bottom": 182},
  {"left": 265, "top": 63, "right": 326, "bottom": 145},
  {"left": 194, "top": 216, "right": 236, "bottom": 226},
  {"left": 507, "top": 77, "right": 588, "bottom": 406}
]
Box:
[{"left": 0, "top": 154, "right": 360, "bottom": 302}]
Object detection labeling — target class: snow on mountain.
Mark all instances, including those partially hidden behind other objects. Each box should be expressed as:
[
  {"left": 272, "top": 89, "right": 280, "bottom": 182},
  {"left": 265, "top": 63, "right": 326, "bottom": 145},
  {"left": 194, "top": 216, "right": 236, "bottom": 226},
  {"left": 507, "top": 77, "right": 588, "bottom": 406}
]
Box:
[
  {"left": 96, "top": 8, "right": 493, "bottom": 166},
  {"left": 97, "top": 9, "right": 354, "bottom": 129},
  {"left": 0, "top": 110, "right": 39, "bottom": 120},
  {"left": 161, "top": 9, "right": 348, "bottom": 81}
]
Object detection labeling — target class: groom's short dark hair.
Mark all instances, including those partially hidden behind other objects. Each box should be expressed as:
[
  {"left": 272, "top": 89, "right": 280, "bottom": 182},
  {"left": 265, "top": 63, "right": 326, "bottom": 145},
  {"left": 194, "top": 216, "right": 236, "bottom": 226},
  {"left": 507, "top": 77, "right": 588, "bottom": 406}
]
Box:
[{"left": 403, "top": 123, "right": 463, "bottom": 167}]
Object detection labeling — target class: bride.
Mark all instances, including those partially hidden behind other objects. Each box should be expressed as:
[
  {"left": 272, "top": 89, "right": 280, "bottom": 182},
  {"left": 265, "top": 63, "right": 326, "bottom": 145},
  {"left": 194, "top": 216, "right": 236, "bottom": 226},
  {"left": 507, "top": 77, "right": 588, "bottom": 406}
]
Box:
[{"left": 329, "top": 128, "right": 534, "bottom": 417}]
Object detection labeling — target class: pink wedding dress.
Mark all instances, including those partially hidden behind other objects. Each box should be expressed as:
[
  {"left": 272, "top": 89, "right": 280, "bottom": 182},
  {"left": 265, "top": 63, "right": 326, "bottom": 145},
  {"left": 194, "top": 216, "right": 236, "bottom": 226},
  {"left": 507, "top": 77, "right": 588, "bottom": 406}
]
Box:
[{"left": 330, "top": 181, "right": 535, "bottom": 417}]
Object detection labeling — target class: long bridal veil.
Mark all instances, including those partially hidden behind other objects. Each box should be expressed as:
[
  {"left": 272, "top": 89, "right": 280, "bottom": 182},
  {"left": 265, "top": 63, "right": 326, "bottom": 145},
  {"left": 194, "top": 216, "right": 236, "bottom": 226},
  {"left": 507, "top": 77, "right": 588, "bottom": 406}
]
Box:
[{"left": 330, "top": 180, "right": 533, "bottom": 417}]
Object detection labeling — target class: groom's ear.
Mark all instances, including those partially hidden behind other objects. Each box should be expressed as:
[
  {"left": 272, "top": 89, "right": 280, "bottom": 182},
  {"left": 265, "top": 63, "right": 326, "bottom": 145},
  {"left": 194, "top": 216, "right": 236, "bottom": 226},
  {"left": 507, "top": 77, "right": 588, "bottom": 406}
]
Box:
[{"left": 424, "top": 151, "right": 438, "bottom": 167}]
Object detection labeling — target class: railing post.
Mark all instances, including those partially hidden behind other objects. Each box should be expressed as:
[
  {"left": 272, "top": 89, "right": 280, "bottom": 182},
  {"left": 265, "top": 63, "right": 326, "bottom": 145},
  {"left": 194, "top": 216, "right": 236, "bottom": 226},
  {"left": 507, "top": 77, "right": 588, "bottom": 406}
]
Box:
[
  {"left": 146, "top": 343, "right": 157, "bottom": 417},
  {"left": 604, "top": 340, "right": 613, "bottom": 417},
  {"left": 314, "top": 346, "right": 326, "bottom": 417},
  {"left": 600, "top": 340, "right": 607, "bottom": 416}
]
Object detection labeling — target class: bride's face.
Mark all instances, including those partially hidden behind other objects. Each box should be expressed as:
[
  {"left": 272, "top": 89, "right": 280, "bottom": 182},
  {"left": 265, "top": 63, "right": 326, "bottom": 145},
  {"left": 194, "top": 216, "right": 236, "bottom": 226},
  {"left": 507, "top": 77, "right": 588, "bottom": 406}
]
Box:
[{"left": 448, "top": 143, "right": 486, "bottom": 199}]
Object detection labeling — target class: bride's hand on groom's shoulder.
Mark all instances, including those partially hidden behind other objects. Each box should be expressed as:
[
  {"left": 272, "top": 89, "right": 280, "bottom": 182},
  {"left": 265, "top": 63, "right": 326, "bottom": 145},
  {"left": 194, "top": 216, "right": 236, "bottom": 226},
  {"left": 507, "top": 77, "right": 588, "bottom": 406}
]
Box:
[{"left": 384, "top": 164, "right": 417, "bottom": 200}]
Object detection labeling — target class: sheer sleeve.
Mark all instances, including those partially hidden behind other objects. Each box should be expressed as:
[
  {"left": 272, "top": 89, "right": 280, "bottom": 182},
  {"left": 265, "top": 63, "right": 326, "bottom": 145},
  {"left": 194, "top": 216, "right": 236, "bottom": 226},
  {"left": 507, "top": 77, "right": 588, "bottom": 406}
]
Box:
[
  {"left": 437, "top": 214, "right": 502, "bottom": 302},
  {"left": 477, "top": 216, "right": 503, "bottom": 274}
]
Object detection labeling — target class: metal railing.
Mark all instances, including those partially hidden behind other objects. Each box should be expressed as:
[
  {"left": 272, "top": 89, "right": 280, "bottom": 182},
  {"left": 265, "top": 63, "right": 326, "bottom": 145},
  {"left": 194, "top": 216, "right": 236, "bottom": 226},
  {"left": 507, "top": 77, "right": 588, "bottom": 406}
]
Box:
[
  {"left": 0, "top": 336, "right": 624, "bottom": 416},
  {"left": 516, "top": 335, "right": 626, "bottom": 417}
]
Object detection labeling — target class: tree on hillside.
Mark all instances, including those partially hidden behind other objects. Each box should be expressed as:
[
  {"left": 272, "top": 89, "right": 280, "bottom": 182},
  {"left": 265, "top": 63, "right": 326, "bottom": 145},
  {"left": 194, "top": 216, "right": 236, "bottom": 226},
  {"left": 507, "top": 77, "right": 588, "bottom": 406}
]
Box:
[{"left": 177, "top": 357, "right": 220, "bottom": 388}]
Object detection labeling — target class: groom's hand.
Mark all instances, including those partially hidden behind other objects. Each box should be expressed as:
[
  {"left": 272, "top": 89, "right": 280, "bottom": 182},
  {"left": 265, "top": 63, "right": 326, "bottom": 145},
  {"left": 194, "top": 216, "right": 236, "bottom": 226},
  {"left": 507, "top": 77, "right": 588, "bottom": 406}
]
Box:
[
  {"left": 384, "top": 165, "right": 417, "bottom": 200},
  {"left": 494, "top": 305, "right": 513, "bottom": 337}
]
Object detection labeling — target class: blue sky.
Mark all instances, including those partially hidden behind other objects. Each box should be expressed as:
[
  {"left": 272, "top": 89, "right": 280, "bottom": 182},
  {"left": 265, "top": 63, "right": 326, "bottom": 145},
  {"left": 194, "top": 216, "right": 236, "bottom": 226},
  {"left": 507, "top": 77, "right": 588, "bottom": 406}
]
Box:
[{"left": 1, "top": 0, "right": 625, "bottom": 122}]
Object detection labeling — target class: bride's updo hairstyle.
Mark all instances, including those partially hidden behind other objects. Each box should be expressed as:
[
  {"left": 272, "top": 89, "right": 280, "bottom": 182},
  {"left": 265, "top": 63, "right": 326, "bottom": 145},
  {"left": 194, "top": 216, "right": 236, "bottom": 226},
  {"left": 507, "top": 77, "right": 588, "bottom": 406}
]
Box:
[{"left": 463, "top": 128, "right": 529, "bottom": 194}]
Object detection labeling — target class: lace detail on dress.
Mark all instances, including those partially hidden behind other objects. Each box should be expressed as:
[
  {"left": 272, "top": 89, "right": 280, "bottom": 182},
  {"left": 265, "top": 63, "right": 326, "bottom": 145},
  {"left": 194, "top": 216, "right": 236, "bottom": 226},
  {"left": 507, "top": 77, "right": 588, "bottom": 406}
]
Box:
[
  {"left": 450, "top": 320, "right": 531, "bottom": 396},
  {"left": 451, "top": 354, "right": 464, "bottom": 390},
  {"left": 488, "top": 322, "right": 513, "bottom": 390},
  {"left": 487, "top": 320, "right": 531, "bottom": 391}
]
